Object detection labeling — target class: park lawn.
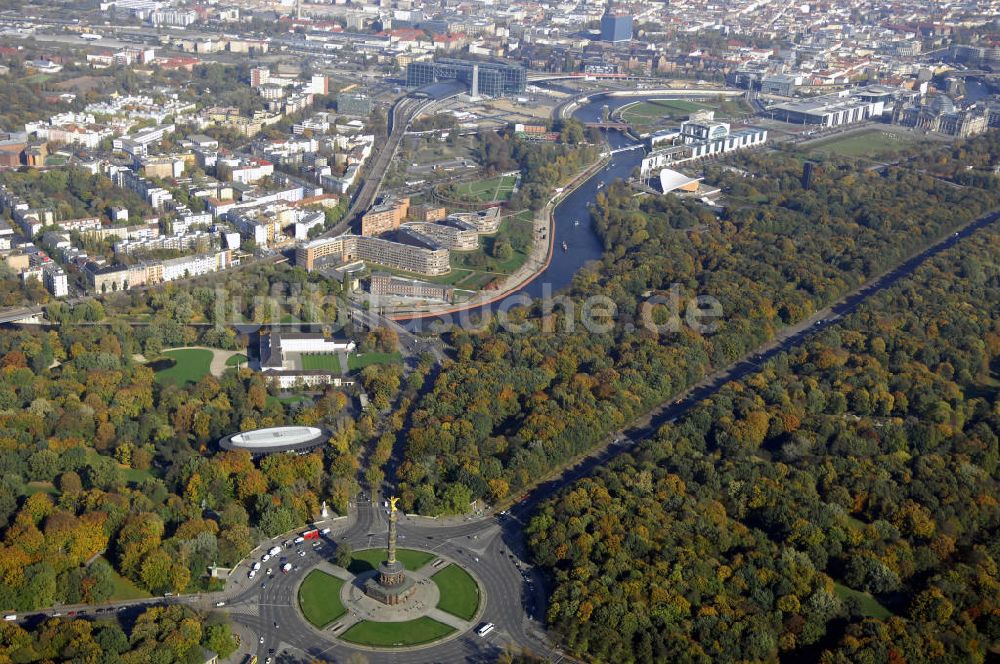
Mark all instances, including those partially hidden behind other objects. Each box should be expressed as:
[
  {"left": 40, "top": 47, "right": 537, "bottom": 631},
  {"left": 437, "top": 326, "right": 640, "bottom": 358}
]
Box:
[
  {"left": 121, "top": 466, "right": 156, "bottom": 485},
  {"left": 298, "top": 570, "right": 347, "bottom": 628},
  {"left": 225, "top": 353, "right": 247, "bottom": 367},
  {"left": 450, "top": 212, "right": 534, "bottom": 275},
  {"left": 153, "top": 349, "right": 213, "bottom": 386},
  {"left": 451, "top": 175, "right": 517, "bottom": 203},
  {"left": 834, "top": 582, "right": 894, "bottom": 620},
  {"left": 300, "top": 353, "right": 342, "bottom": 371},
  {"left": 621, "top": 99, "right": 707, "bottom": 127},
  {"left": 346, "top": 548, "right": 436, "bottom": 575},
  {"left": 806, "top": 130, "right": 918, "bottom": 159},
  {"left": 431, "top": 564, "right": 480, "bottom": 620},
  {"left": 24, "top": 481, "right": 59, "bottom": 497},
  {"left": 95, "top": 556, "right": 152, "bottom": 601},
  {"left": 340, "top": 617, "right": 454, "bottom": 647},
  {"left": 348, "top": 351, "right": 403, "bottom": 371},
  {"left": 453, "top": 271, "right": 500, "bottom": 291},
  {"left": 362, "top": 262, "right": 477, "bottom": 286}
]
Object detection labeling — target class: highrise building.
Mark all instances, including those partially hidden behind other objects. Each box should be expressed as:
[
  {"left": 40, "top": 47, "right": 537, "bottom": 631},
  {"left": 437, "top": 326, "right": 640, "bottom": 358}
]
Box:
[{"left": 600, "top": 8, "right": 633, "bottom": 43}]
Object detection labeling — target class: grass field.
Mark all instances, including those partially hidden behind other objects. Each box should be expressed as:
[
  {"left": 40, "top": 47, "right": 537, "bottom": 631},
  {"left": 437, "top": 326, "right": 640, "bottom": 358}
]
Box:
[
  {"left": 620, "top": 99, "right": 707, "bottom": 127},
  {"left": 449, "top": 210, "right": 534, "bottom": 276},
  {"left": 340, "top": 617, "right": 454, "bottom": 647},
  {"left": 450, "top": 175, "right": 517, "bottom": 203},
  {"left": 431, "top": 564, "right": 480, "bottom": 620},
  {"left": 834, "top": 582, "right": 894, "bottom": 619},
  {"left": 300, "top": 353, "right": 343, "bottom": 372},
  {"left": 298, "top": 570, "right": 347, "bottom": 628},
  {"left": 805, "top": 129, "right": 918, "bottom": 159},
  {"left": 348, "top": 351, "right": 403, "bottom": 371},
  {"left": 225, "top": 353, "right": 247, "bottom": 367},
  {"left": 346, "top": 548, "right": 436, "bottom": 576},
  {"left": 95, "top": 555, "right": 152, "bottom": 601},
  {"left": 24, "top": 481, "right": 58, "bottom": 496},
  {"left": 153, "top": 349, "right": 213, "bottom": 386}
]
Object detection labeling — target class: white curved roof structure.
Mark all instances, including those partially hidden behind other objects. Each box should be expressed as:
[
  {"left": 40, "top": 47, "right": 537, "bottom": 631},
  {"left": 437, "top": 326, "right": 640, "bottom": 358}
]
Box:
[
  {"left": 659, "top": 169, "right": 701, "bottom": 193},
  {"left": 220, "top": 426, "right": 328, "bottom": 454}
]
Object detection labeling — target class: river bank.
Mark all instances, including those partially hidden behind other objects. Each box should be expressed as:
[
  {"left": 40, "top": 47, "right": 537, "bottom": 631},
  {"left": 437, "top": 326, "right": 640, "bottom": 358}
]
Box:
[{"left": 386, "top": 151, "right": 612, "bottom": 322}]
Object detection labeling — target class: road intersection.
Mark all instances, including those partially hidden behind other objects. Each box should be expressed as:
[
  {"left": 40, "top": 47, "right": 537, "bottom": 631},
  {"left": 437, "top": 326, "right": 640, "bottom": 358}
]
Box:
[{"left": 221, "top": 500, "right": 553, "bottom": 663}]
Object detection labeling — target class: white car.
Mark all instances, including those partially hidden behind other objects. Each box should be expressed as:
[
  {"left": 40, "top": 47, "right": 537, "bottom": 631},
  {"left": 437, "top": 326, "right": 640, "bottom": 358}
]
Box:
[
  {"left": 252, "top": 562, "right": 261, "bottom": 571},
  {"left": 262, "top": 553, "right": 271, "bottom": 562},
  {"left": 298, "top": 550, "right": 306, "bottom": 557},
  {"left": 248, "top": 570, "right": 256, "bottom": 579}
]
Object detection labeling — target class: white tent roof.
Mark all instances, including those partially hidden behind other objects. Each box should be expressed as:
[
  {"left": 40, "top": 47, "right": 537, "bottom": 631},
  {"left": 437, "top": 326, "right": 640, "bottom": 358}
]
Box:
[{"left": 659, "top": 169, "right": 701, "bottom": 193}]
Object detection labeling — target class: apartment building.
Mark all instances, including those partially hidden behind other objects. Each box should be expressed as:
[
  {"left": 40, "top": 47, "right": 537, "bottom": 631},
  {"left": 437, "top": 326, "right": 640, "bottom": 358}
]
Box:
[
  {"left": 296, "top": 232, "right": 450, "bottom": 276},
  {"left": 402, "top": 219, "right": 479, "bottom": 251},
  {"left": 361, "top": 197, "right": 410, "bottom": 236},
  {"left": 447, "top": 206, "right": 502, "bottom": 234},
  {"left": 111, "top": 167, "right": 174, "bottom": 209},
  {"left": 85, "top": 249, "right": 232, "bottom": 292},
  {"left": 369, "top": 273, "right": 454, "bottom": 302}
]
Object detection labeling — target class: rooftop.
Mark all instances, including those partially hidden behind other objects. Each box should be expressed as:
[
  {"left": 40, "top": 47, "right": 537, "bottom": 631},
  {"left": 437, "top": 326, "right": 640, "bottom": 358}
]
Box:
[{"left": 220, "top": 425, "right": 329, "bottom": 453}]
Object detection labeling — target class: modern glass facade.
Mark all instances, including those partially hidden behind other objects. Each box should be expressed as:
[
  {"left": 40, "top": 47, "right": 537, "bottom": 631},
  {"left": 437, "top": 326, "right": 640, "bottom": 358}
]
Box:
[
  {"left": 406, "top": 58, "right": 527, "bottom": 97},
  {"left": 600, "top": 13, "right": 633, "bottom": 43}
]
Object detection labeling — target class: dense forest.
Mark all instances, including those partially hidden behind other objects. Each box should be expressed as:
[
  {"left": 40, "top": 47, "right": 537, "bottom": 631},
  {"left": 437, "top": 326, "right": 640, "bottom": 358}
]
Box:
[
  {"left": 0, "top": 604, "right": 237, "bottom": 663},
  {"left": 393, "top": 133, "right": 1000, "bottom": 515},
  {"left": 0, "top": 261, "right": 419, "bottom": 610},
  {"left": 528, "top": 219, "right": 1000, "bottom": 662}
]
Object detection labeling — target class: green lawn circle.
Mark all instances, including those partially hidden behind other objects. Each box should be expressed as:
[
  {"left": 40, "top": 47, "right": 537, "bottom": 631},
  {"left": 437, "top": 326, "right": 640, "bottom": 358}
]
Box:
[
  {"left": 339, "top": 617, "right": 455, "bottom": 647},
  {"left": 298, "top": 570, "right": 347, "bottom": 628},
  {"left": 431, "top": 563, "right": 481, "bottom": 620}
]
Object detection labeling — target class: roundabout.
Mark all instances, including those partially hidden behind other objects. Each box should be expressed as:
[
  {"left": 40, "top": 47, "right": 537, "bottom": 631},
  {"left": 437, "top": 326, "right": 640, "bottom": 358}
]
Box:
[
  {"left": 219, "top": 494, "right": 550, "bottom": 664},
  {"left": 295, "top": 498, "right": 484, "bottom": 650}
]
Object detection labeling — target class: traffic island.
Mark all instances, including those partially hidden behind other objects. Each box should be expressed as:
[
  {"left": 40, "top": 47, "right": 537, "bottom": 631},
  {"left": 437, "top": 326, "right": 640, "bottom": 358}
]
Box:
[
  {"left": 296, "top": 497, "right": 485, "bottom": 650},
  {"left": 430, "top": 564, "right": 481, "bottom": 620},
  {"left": 339, "top": 616, "right": 455, "bottom": 647},
  {"left": 298, "top": 570, "right": 347, "bottom": 628}
]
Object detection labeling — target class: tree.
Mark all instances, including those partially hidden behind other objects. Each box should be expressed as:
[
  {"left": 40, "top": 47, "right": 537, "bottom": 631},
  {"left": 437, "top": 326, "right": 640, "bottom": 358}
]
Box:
[
  {"left": 491, "top": 237, "right": 513, "bottom": 261},
  {"left": 334, "top": 541, "right": 353, "bottom": 569}
]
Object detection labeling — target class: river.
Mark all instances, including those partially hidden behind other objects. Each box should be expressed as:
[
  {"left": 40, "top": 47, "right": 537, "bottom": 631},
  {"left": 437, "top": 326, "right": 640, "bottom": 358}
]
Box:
[{"left": 400, "top": 94, "right": 658, "bottom": 332}]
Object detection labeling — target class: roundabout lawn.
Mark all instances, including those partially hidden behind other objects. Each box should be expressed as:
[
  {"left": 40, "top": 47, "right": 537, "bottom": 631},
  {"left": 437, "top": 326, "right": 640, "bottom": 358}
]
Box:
[
  {"left": 298, "top": 570, "right": 347, "bottom": 628},
  {"left": 346, "top": 548, "right": 436, "bottom": 576},
  {"left": 431, "top": 564, "right": 480, "bottom": 620},
  {"left": 340, "top": 617, "right": 454, "bottom": 647}
]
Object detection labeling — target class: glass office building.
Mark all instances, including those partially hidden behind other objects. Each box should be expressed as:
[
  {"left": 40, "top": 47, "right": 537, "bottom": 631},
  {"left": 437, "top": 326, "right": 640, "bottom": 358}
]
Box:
[
  {"left": 406, "top": 58, "right": 527, "bottom": 97},
  {"left": 600, "top": 12, "right": 633, "bottom": 43}
]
